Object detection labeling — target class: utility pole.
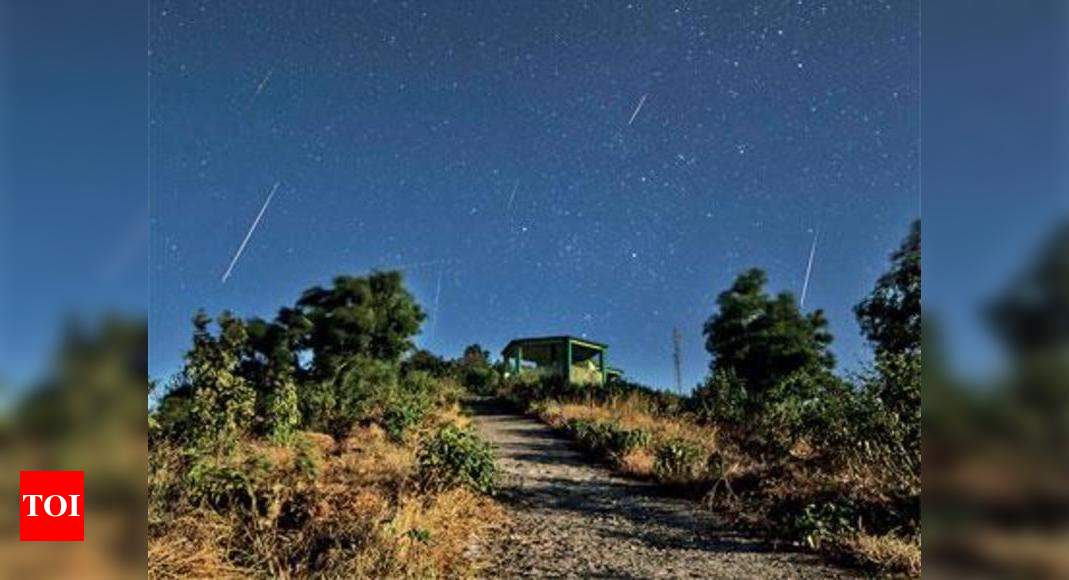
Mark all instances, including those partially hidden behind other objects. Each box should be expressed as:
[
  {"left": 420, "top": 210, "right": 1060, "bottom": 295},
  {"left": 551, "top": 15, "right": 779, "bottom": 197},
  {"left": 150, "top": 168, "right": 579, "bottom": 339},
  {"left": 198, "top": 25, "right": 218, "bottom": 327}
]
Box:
[{"left": 672, "top": 327, "right": 683, "bottom": 394}]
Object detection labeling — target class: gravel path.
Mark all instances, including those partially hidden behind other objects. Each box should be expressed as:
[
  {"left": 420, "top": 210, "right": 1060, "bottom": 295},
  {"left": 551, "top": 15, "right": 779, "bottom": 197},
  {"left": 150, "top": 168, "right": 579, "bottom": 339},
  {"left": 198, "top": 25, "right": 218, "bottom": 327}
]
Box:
[{"left": 467, "top": 398, "right": 853, "bottom": 579}]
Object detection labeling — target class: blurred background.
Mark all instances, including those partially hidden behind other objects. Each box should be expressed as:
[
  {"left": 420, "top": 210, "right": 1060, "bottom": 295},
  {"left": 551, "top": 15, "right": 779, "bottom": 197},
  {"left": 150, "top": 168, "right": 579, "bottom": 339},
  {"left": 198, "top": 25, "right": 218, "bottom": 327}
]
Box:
[
  {"left": 0, "top": 0, "right": 1068, "bottom": 577},
  {"left": 0, "top": 0, "right": 147, "bottom": 577},
  {"left": 923, "top": 0, "right": 1069, "bottom": 577}
]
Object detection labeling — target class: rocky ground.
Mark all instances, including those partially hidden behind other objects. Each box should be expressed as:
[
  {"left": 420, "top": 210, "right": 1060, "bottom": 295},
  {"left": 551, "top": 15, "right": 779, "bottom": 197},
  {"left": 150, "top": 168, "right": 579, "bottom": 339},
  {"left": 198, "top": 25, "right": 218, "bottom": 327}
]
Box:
[{"left": 466, "top": 398, "right": 854, "bottom": 579}]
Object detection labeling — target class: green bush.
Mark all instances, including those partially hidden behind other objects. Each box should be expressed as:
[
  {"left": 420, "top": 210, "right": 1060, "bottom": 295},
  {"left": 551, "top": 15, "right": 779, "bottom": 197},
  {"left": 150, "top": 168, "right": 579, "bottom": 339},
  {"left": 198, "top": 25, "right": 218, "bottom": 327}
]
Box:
[
  {"left": 785, "top": 500, "right": 860, "bottom": 549},
  {"left": 301, "top": 357, "right": 400, "bottom": 439},
  {"left": 690, "top": 368, "right": 749, "bottom": 425},
  {"left": 610, "top": 427, "right": 652, "bottom": 454},
  {"left": 185, "top": 454, "right": 267, "bottom": 511},
  {"left": 565, "top": 419, "right": 651, "bottom": 458},
  {"left": 654, "top": 438, "right": 706, "bottom": 482},
  {"left": 417, "top": 425, "right": 496, "bottom": 494},
  {"left": 463, "top": 365, "right": 499, "bottom": 395},
  {"left": 382, "top": 397, "right": 428, "bottom": 441},
  {"left": 264, "top": 374, "right": 300, "bottom": 444}
]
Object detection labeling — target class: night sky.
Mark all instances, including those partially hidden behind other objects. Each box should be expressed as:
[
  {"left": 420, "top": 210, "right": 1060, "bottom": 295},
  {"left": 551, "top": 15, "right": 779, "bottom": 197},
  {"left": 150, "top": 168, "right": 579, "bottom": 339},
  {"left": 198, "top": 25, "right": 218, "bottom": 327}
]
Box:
[{"left": 150, "top": 0, "right": 918, "bottom": 391}]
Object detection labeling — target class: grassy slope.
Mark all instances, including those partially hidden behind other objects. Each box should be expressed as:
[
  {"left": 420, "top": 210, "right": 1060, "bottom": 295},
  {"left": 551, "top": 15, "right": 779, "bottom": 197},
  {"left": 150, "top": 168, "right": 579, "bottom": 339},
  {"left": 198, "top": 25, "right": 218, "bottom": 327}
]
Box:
[
  {"left": 515, "top": 390, "right": 920, "bottom": 577},
  {"left": 149, "top": 405, "right": 504, "bottom": 578}
]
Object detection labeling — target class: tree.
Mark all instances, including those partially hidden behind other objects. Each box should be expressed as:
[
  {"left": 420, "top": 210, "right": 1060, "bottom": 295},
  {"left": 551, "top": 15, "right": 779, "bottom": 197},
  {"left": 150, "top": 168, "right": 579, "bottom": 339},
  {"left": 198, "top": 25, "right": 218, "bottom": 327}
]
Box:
[
  {"left": 295, "top": 271, "right": 426, "bottom": 379},
  {"left": 461, "top": 344, "right": 490, "bottom": 368},
  {"left": 458, "top": 343, "right": 498, "bottom": 395},
  {"left": 855, "top": 220, "right": 921, "bottom": 357},
  {"left": 244, "top": 317, "right": 301, "bottom": 443},
  {"left": 404, "top": 349, "right": 451, "bottom": 377},
  {"left": 703, "top": 268, "right": 835, "bottom": 396},
  {"left": 184, "top": 311, "right": 256, "bottom": 452}
]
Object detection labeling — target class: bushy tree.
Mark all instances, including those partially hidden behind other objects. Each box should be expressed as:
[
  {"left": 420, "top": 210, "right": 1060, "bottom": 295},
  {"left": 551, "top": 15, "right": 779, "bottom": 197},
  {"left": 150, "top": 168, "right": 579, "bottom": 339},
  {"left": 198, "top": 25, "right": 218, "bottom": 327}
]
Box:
[
  {"left": 184, "top": 311, "right": 256, "bottom": 452},
  {"left": 244, "top": 317, "right": 301, "bottom": 443},
  {"left": 457, "top": 343, "right": 499, "bottom": 394},
  {"left": 301, "top": 356, "right": 400, "bottom": 439},
  {"left": 855, "top": 220, "right": 921, "bottom": 357},
  {"left": 461, "top": 344, "right": 490, "bottom": 367},
  {"left": 690, "top": 368, "right": 748, "bottom": 424},
  {"left": 703, "top": 268, "right": 835, "bottom": 396},
  {"left": 403, "top": 349, "right": 452, "bottom": 378},
  {"left": 295, "top": 271, "right": 425, "bottom": 379},
  {"left": 853, "top": 221, "right": 921, "bottom": 453}
]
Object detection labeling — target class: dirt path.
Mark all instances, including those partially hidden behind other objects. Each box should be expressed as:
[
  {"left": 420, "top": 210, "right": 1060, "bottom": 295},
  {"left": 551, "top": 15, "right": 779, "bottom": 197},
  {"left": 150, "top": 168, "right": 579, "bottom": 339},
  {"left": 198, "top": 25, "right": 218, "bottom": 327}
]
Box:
[{"left": 466, "top": 398, "right": 853, "bottom": 579}]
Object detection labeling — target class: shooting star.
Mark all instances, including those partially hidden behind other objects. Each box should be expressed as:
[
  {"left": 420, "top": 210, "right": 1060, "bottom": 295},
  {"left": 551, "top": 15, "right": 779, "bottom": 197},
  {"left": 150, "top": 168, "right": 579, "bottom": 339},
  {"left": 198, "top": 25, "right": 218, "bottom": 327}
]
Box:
[
  {"left": 430, "top": 268, "right": 444, "bottom": 337},
  {"left": 627, "top": 93, "right": 648, "bottom": 126},
  {"left": 221, "top": 181, "right": 280, "bottom": 284},
  {"left": 505, "top": 179, "right": 519, "bottom": 214},
  {"left": 247, "top": 68, "right": 273, "bottom": 107},
  {"left": 800, "top": 228, "right": 819, "bottom": 308}
]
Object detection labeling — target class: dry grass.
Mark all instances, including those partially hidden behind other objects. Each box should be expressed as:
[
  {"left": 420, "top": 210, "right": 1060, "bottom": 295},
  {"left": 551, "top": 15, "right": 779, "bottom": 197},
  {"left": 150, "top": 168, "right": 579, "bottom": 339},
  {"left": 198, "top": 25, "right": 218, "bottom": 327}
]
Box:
[
  {"left": 149, "top": 513, "right": 250, "bottom": 579},
  {"left": 150, "top": 421, "right": 503, "bottom": 579},
  {"left": 843, "top": 532, "right": 921, "bottom": 577},
  {"left": 524, "top": 392, "right": 919, "bottom": 577},
  {"left": 541, "top": 397, "right": 716, "bottom": 448}
]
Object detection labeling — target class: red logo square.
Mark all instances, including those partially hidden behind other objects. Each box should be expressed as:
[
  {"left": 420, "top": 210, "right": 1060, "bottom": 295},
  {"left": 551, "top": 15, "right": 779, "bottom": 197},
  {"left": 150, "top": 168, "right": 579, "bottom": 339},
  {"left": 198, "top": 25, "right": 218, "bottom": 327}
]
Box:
[{"left": 19, "top": 471, "right": 84, "bottom": 542}]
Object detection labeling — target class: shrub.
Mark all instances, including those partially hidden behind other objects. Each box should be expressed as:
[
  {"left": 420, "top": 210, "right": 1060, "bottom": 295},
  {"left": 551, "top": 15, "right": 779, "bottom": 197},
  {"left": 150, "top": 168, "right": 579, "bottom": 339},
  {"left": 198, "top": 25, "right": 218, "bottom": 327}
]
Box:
[
  {"left": 302, "top": 357, "right": 400, "bottom": 439},
  {"left": 381, "top": 397, "right": 428, "bottom": 441},
  {"left": 185, "top": 455, "right": 266, "bottom": 512},
  {"left": 463, "top": 365, "right": 499, "bottom": 396},
  {"left": 184, "top": 312, "right": 257, "bottom": 452},
  {"left": 263, "top": 374, "right": 300, "bottom": 444},
  {"left": 690, "top": 368, "right": 749, "bottom": 425},
  {"left": 654, "top": 438, "right": 706, "bottom": 482},
  {"left": 418, "top": 425, "right": 496, "bottom": 494},
  {"left": 565, "top": 419, "right": 652, "bottom": 458},
  {"left": 784, "top": 500, "right": 860, "bottom": 549},
  {"left": 609, "top": 427, "right": 652, "bottom": 455}
]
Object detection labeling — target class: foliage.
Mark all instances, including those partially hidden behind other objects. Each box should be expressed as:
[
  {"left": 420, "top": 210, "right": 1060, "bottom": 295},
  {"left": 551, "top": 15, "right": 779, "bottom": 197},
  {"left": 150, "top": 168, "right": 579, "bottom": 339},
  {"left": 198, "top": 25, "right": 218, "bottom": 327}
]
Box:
[
  {"left": 243, "top": 317, "right": 303, "bottom": 443},
  {"left": 783, "top": 500, "right": 860, "bottom": 550},
  {"left": 303, "top": 356, "right": 400, "bottom": 440},
  {"left": 653, "top": 438, "right": 706, "bottom": 482},
  {"left": 151, "top": 271, "right": 505, "bottom": 578},
  {"left": 184, "top": 311, "right": 257, "bottom": 452},
  {"left": 295, "top": 271, "right": 425, "bottom": 379},
  {"left": 418, "top": 425, "right": 497, "bottom": 494},
  {"left": 263, "top": 373, "right": 300, "bottom": 444},
  {"left": 403, "top": 349, "right": 453, "bottom": 378},
  {"left": 564, "top": 418, "right": 652, "bottom": 458},
  {"left": 462, "top": 365, "right": 499, "bottom": 395},
  {"left": 380, "top": 371, "right": 445, "bottom": 441},
  {"left": 855, "top": 220, "right": 921, "bottom": 357},
  {"left": 690, "top": 368, "right": 748, "bottom": 425},
  {"left": 460, "top": 343, "right": 491, "bottom": 367},
  {"left": 703, "top": 268, "right": 835, "bottom": 396}
]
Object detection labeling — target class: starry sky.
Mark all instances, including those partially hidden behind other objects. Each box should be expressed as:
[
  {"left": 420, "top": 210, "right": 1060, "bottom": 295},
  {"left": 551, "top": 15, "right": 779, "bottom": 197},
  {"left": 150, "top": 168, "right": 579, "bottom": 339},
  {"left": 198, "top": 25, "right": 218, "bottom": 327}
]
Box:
[{"left": 150, "top": 0, "right": 919, "bottom": 391}]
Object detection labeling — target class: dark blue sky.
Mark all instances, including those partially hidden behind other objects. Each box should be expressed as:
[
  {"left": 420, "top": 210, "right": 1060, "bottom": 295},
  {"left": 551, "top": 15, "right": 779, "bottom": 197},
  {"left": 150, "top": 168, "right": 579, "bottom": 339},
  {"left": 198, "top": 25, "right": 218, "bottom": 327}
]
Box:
[{"left": 149, "top": 0, "right": 918, "bottom": 390}]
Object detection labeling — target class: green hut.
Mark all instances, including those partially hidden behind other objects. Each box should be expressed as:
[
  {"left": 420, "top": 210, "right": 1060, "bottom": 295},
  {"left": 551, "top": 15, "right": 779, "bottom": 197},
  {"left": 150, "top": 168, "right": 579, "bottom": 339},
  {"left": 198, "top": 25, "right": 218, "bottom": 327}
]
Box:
[{"left": 501, "top": 335, "right": 609, "bottom": 386}]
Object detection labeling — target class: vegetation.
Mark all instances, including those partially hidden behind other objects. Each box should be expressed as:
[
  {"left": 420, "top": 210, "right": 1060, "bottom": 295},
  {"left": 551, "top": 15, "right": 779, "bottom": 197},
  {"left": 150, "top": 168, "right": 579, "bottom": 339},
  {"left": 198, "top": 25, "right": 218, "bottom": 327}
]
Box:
[
  {"left": 149, "top": 220, "right": 923, "bottom": 576},
  {"left": 149, "top": 271, "right": 500, "bottom": 578},
  {"left": 496, "top": 220, "right": 922, "bottom": 576},
  {"left": 418, "top": 424, "right": 497, "bottom": 495}
]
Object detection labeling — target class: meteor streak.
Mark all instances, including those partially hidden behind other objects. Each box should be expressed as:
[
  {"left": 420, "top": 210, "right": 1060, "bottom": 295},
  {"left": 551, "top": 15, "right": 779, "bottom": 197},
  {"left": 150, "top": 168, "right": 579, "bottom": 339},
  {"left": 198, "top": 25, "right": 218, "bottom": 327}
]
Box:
[
  {"left": 627, "top": 94, "right": 648, "bottom": 126},
  {"left": 247, "top": 69, "right": 273, "bottom": 108},
  {"left": 221, "top": 181, "right": 280, "bottom": 284},
  {"left": 800, "top": 228, "right": 819, "bottom": 308},
  {"left": 430, "top": 268, "right": 443, "bottom": 337},
  {"left": 506, "top": 179, "right": 519, "bottom": 214}
]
